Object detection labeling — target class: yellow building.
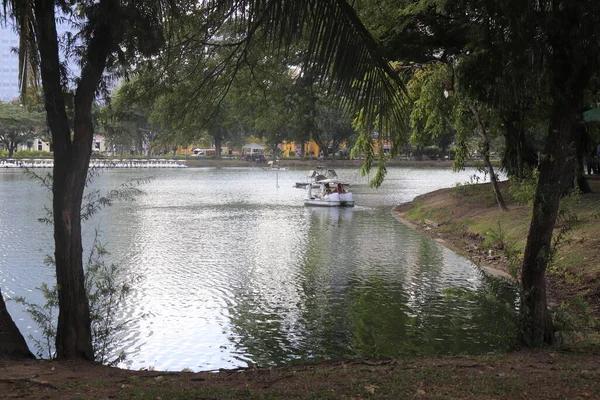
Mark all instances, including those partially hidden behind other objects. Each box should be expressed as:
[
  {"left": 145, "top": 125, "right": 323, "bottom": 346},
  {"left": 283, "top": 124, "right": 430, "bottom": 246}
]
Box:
[{"left": 281, "top": 141, "right": 320, "bottom": 157}]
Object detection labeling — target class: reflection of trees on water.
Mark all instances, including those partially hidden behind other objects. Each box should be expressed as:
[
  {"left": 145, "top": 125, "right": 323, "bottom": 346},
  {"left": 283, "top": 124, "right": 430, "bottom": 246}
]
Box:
[
  {"left": 349, "top": 237, "right": 520, "bottom": 357},
  {"left": 224, "top": 208, "right": 519, "bottom": 368},
  {"left": 349, "top": 237, "right": 444, "bottom": 358},
  {"left": 226, "top": 294, "right": 299, "bottom": 367},
  {"left": 443, "top": 274, "right": 520, "bottom": 350},
  {"left": 223, "top": 208, "right": 356, "bottom": 366}
]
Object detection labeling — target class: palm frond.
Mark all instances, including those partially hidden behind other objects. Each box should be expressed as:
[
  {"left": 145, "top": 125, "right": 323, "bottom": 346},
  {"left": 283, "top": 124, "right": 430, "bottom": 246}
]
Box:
[
  {"left": 195, "top": 0, "right": 409, "bottom": 185},
  {"left": 3, "top": 0, "right": 40, "bottom": 105}
]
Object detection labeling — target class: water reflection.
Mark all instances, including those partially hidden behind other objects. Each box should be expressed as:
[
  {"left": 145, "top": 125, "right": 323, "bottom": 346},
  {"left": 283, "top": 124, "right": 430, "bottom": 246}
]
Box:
[{"left": 0, "top": 167, "right": 517, "bottom": 371}]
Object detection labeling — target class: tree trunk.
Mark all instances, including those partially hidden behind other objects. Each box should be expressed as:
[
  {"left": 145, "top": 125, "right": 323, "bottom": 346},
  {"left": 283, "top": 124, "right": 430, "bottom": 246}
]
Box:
[
  {"left": 34, "top": 0, "right": 115, "bottom": 360},
  {"left": 502, "top": 111, "right": 529, "bottom": 180},
  {"left": 469, "top": 104, "right": 508, "bottom": 211},
  {"left": 0, "top": 288, "right": 34, "bottom": 359},
  {"left": 520, "top": 97, "right": 580, "bottom": 346},
  {"left": 35, "top": 0, "right": 93, "bottom": 360},
  {"left": 214, "top": 135, "right": 222, "bottom": 159},
  {"left": 575, "top": 123, "right": 592, "bottom": 193}
]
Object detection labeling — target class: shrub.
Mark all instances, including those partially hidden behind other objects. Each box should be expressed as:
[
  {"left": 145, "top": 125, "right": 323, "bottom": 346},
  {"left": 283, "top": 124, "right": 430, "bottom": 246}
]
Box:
[
  {"left": 508, "top": 168, "right": 539, "bottom": 206},
  {"left": 14, "top": 233, "right": 137, "bottom": 365}
]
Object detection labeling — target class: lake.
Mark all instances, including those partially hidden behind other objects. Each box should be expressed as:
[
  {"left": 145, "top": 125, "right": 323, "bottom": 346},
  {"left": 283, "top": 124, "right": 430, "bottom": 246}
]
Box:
[{"left": 0, "top": 165, "right": 516, "bottom": 371}]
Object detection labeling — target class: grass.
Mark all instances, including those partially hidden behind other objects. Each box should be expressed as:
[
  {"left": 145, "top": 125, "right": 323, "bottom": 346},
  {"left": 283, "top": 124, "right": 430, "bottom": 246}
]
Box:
[{"left": 102, "top": 354, "right": 594, "bottom": 400}]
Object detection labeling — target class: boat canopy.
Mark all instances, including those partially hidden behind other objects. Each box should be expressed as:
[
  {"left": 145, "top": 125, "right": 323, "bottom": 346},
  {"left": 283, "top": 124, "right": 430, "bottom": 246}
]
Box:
[{"left": 307, "top": 167, "right": 337, "bottom": 180}]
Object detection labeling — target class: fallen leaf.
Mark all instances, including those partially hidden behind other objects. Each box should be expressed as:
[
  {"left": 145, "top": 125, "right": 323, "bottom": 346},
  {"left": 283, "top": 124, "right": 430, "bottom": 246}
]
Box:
[{"left": 365, "top": 384, "right": 378, "bottom": 394}]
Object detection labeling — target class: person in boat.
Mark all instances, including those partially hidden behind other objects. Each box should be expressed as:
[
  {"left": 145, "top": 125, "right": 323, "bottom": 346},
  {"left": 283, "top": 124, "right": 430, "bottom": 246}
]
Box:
[
  {"left": 332, "top": 183, "right": 344, "bottom": 193},
  {"left": 323, "top": 183, "right": 332, "bottom": 195}
]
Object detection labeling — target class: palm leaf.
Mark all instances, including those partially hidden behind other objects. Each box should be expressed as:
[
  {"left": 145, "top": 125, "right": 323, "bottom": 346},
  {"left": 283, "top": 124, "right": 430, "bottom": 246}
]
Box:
[
  {"left": 193, "top": 0, "right": 410, "bottom": 185},
  {"left": 3, "top": 0, "right": 40, "bottom": 105}
]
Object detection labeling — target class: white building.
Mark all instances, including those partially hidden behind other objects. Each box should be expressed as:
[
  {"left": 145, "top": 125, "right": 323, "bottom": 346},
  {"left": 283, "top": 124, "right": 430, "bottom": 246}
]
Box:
[
  {"left": 16, "top": 137, "right": 51, "bottom": 152},
  {"left": 92, "top": 134, "right": 107, "bottom": 153},
  {"left": 242, "top": 143, "right": 265, "bottom": 156}
]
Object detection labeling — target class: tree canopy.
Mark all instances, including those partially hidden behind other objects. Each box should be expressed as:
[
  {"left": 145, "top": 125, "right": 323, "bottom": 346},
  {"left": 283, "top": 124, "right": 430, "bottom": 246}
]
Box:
[{"left": 0, "top": 101, "right": 47, "bottom": 157}]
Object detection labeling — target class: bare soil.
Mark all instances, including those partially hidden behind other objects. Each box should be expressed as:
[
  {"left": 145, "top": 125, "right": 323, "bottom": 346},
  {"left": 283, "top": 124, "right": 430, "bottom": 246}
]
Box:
[{"left": 2, "top": 174, "right": 599, "bottom": 400}]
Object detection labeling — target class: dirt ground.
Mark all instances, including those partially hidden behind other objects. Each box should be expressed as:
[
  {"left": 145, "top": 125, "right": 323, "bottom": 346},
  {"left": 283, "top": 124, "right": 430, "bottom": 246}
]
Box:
[
  {"left": 1, "top": 349, "right": 599, "bottom": 399},
  {"left": 1, "top": 175, "right": 599, "bottom": 400}
]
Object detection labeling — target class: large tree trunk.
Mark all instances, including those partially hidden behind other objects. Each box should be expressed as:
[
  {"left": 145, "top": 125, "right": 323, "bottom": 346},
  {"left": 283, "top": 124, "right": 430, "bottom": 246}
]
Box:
[
  {"left": 52, "top": 159, "right": 94, "bottom": 359},
  {"left": 35, "top": 0, "right": 93, "bottom": 360},
  {"left": 35, "top": 0, "right": 114, "bottom": 360},
  {"left": 520, "top": 96, "right": 580, "bottom": 346},
  {"left": 0, "top": 288, "right": 34, "bottom": 359},
  {"left": 469, "top": 104, "right": 508, "bottom": 211},
  {"left": 519, "top": 0, "right": 595, "bottom": 344}
]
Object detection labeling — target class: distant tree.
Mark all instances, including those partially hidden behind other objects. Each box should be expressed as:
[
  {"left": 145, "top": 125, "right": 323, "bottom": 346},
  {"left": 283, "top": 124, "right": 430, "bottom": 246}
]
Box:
[
  {"left": 0, "top": 102, "right": 46, "bottom": 157},
  {"left": 313, "top": 104, "right": 357, "bottom": 157},
  {"left": 131, "top": 1, "right": 407, "bottom": 178},
  {"left": 406, "top": 63, "right": 455, "bottom": 151},
  {"left": 404, "top": 61, "right": 506, "bottom": 210},
  {"left": 454, "top": 97, "right": 508, "bottom": 211},
  {"left": 99, "top": 84, "right": 164, "bottom": 157}
]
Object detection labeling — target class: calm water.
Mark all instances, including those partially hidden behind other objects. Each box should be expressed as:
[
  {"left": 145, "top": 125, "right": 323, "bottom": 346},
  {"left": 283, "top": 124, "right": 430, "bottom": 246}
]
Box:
[{"left": 0, "top": 165, "right": 516, "bottom": 371}]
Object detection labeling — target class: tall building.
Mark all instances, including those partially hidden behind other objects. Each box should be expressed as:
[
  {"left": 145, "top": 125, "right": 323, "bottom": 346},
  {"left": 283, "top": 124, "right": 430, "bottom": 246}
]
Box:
[{"left": 0, "top": 24, "right": 20, "bottom": 102}]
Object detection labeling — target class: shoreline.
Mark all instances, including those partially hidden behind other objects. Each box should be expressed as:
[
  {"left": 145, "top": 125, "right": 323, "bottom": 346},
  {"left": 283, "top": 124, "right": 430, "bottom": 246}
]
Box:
[
  {"left": 391, "top": 204, "right": 513, "bottom": 279},
  {"left": 183, "top": 158, "right": 458, "bottom": 168},
  {"left": 389, "top": 180, "right": 600, "bottom": 324}
]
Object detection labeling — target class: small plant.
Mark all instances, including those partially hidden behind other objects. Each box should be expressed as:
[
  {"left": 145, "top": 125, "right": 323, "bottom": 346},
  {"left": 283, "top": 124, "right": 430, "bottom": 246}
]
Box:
[
  {"left": 86, "top": 231, "right": 138, "bottom": 365},
  {"left": 508, "top": 167, "right": 539, "bottom": 206},
  {"left": 484, "top": 222, "right": 522, "bottom": 279},
  {"left": 14, "top": 232, "right": 138, "bottom": 365},
  {"left": 13, "top": 279, "right": 58, "bottom": 359},
  {"left": 451, "top": 173, "right": 487, "bottom": 198},
  {"left": 15, "top": 169, "right": 147, "bottom": 364},
  {"left": 551, "top": 293, "right": 599, "bottom": 347}
]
